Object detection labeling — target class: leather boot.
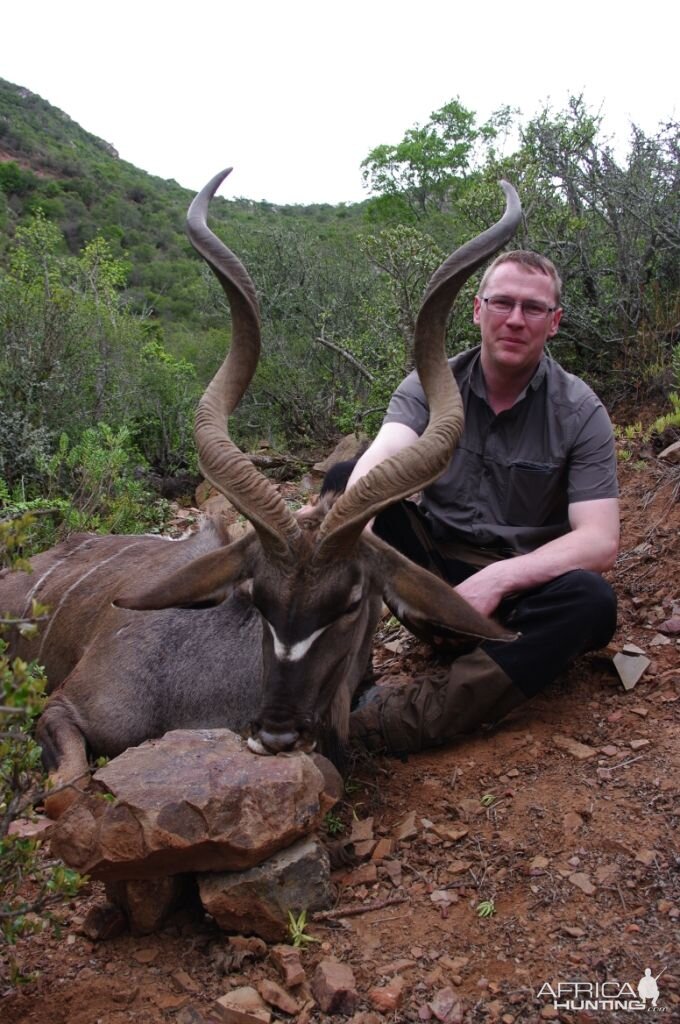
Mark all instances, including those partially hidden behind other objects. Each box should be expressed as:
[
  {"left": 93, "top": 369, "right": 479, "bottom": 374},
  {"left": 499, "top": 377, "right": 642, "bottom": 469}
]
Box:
[{"left": 349, "top": 647, "right": 525, "bottom": 755}]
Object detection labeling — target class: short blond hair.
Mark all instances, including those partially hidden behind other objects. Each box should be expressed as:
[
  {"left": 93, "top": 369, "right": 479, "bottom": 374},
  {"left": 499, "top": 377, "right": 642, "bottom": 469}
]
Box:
[{"left": 478, "top": 250, "right": 562, "bottom": 306}]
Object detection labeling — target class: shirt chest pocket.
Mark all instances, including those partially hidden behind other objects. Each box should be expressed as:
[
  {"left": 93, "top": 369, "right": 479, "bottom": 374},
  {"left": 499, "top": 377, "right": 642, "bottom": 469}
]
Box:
[{"left": 502, "top": 460, "right": 565, "bottom": 527}]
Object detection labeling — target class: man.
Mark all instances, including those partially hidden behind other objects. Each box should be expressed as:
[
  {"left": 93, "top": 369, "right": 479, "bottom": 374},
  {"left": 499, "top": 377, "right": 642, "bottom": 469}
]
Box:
[{"left": 337, "top": 250, "right": 619, "bottom": 754}]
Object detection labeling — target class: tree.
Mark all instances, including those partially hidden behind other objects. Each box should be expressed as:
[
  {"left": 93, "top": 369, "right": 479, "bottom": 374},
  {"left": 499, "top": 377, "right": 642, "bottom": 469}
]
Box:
[{"left": 361, "top": 99, "right": 514, "bottom": 220}]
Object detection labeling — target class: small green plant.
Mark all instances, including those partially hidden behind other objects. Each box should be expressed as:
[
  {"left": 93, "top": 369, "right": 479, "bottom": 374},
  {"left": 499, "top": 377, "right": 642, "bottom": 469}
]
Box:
[
  {"left": 651, "top": 392, "right": 680, "bottom": 437},
  {"left": 323, "top": 810, "right": 345, "bottom": 836},
  {"left": 287, "top": 909, "right": 320, "bottom": 948},
  {"left": 476, "top": 899, "right": 496, "bottom": 918},
  {"left": 480, "top": 793, "right": 496, "bottom": 807}
]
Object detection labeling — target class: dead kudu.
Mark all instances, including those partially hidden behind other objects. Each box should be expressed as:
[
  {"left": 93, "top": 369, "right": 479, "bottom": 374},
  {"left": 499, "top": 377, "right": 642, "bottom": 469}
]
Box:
[{"left": 1, "top": 170, "right": 521, "bottom": 817}]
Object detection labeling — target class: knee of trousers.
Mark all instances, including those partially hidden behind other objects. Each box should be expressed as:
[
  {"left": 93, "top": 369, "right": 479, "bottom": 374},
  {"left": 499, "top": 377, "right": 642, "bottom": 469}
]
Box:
[{"left": 552, "top": 570, "right": 618, "bottom": 644}]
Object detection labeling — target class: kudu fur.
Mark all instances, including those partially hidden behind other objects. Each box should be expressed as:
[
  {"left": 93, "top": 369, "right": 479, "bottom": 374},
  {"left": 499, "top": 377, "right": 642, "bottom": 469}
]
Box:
[{"left": 0, "top": 170, "right": 522, "bottom": 817}]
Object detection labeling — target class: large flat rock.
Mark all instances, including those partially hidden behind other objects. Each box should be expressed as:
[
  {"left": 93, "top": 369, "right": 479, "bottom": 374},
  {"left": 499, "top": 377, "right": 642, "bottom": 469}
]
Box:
[{"left": 49, "top": 729, "right": 327, "bottom": 881}]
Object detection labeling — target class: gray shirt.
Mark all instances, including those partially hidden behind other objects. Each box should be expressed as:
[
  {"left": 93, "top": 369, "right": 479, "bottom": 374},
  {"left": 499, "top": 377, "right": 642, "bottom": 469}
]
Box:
[{"left": 384, "top": 347, "right": 619, "bottom": 555}]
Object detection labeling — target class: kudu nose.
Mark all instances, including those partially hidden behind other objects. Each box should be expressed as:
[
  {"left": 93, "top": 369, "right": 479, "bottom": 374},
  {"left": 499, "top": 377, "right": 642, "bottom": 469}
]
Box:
[
  {"left": 247, "top": 714, "right": 317, "bottom": 756},
  {"left": 256, "top": 727, "right": 301, "bottom": 753}
]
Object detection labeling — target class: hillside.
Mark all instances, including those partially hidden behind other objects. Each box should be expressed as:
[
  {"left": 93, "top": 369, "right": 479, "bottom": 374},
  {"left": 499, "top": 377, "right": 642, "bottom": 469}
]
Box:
[{"left": 0, "top": 78, "right": 366, "bottom": 324}]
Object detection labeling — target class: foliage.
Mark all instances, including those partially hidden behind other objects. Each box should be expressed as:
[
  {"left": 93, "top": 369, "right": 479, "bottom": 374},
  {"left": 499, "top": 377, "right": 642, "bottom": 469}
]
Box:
[
  {"left": 476, "top": 899, "right": 496, "bottom": 918},
  {"left": 362, "top": 98, "right": 514, "bottom": 219},
  {"left": 130, "top": 339, "right": 200, "bottom": 476},
  {"left": 287, "top": 908, "right": 320, "bottom": 948},
  {"left": 322, "top": 810, "right": 345, "bottom": 836},
  {"left": 1, "top": 76, "right": 679, "bottom": 462},
  {"left": 0, "top": 424, "right": 169, "bottom": 556},
  {"left": 0, "top": 517, "right": 85, "bottom": 973}
]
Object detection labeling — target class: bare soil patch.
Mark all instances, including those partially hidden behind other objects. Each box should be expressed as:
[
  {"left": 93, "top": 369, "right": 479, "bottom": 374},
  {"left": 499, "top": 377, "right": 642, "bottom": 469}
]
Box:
[{"left": 2, "top": 440, "right": 678, "bottom": 1024}]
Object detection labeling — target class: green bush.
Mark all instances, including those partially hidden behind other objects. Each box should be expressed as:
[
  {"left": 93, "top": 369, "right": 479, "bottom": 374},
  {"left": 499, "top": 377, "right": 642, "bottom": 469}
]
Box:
[{"left": 0, "top": 516, "right": 84, "bottom": 982}]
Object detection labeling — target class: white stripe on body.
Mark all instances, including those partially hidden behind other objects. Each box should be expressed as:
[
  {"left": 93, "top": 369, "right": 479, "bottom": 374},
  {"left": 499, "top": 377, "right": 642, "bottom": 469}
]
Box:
[
  {"left": 37, "top": 543, "right": 142, "bottom": 661},
  {"left": 21, "top": 538, "right": 94, "bottom": 619}
]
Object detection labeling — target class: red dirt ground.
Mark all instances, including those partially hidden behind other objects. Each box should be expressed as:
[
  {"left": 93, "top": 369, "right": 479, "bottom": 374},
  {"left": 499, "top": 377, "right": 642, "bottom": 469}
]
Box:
[{"left": 1, "top": 434, "right": 678, "bottom": 1024}]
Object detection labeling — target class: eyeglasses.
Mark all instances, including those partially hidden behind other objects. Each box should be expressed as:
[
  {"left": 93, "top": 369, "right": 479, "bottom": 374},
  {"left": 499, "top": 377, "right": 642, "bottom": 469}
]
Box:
[{"left": 482, "top": 296, "right": 556, "bottom": 320}]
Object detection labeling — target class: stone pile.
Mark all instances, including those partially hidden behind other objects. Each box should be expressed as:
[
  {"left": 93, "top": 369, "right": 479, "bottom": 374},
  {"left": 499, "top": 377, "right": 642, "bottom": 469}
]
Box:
[{"left": 49, "top": 728, "right": 341, "bottom": 937}]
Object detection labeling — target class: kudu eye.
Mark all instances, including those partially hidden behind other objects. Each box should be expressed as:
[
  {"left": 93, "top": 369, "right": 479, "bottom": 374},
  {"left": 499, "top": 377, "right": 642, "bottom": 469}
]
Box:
[{"left": 342, "top": 583, "right": 363, "bottom": 617}]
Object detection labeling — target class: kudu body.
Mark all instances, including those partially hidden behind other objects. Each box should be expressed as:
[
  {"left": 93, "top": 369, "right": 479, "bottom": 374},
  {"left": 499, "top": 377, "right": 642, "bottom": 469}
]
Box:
[{"left": 1, "top": 171, "right": 521, "bottom": 817}]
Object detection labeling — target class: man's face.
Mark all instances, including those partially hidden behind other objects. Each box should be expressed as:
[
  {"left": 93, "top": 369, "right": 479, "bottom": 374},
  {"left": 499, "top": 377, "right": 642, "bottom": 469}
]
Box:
[{"left": 473, "top": 263, "right": 562, "bottom": 378}]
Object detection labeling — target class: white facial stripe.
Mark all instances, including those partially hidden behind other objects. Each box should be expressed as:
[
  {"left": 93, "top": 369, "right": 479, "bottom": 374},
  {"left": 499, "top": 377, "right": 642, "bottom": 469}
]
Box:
[
  {"left": 265, "top": 620, "right": 329, "bottom": 662},
  {"left": 348, "top": 583, "right": 363, "bottom": 604}
]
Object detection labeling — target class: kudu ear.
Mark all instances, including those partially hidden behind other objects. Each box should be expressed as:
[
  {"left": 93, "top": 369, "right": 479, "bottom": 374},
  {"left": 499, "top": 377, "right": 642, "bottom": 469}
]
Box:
[
  {"left": 368, "top": 538, "right": 516, "bottom": 645},
  {"left": 114, "top": 532, "right": 257, "bottom": 611}
]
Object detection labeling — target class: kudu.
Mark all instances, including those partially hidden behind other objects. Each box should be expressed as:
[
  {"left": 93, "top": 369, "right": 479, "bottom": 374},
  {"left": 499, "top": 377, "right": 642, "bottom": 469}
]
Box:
[{"left": 1, "top": 170, "right": 522, "bottom": 817}]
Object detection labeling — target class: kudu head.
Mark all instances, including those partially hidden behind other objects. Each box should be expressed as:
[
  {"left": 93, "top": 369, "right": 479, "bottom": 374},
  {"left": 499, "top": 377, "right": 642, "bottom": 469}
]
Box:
[{"left": 117, "top": 169, "right": 522, "bottom": 756}]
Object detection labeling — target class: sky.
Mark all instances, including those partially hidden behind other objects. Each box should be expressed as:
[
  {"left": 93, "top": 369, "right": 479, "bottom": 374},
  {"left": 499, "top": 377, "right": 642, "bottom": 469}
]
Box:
[{"left": 3, "top": 0, "right": 678, "bottom": 206}]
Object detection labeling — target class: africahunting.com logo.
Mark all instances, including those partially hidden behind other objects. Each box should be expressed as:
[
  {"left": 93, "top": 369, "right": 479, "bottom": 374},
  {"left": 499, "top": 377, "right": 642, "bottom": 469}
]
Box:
[{"left": 538, "top": 966, "right": 670, "bottom": 1012}]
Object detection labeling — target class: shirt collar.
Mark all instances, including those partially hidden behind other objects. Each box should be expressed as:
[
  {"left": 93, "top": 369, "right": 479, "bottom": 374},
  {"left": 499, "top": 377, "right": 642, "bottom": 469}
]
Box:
[{"left": 469, "top": 349, "right": 548, "bottom": 406}]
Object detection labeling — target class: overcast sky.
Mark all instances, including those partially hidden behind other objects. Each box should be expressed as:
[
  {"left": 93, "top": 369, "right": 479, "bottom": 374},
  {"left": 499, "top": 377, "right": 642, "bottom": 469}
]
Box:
[{"left": 3, "top": 1, "right": 678, "bottom": 206}]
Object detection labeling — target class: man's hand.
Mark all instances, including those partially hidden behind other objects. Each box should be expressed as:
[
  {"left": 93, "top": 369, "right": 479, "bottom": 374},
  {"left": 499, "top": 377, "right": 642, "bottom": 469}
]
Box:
[{"left": 454, "top": 563, "right": 510, "bottom": 618}]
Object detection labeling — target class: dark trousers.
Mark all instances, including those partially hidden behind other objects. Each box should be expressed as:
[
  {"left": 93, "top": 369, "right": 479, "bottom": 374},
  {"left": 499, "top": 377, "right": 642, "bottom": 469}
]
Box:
[
  {"left": 372, "top": 497, "right": 618, "bottom": 702},
  {"left": 324, "top": 461, "right": 617, "bottom": 741}
]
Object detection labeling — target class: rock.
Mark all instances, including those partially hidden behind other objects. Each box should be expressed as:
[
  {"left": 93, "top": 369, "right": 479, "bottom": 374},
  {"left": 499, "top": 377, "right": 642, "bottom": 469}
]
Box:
[
  {"left": 312, "top": 434, "right": 369, "bottom": 475},
  {"left": 176, "top": 1009, "right": 207, "bottom": 1024},
  {"left": 350, "top": 816, "right": 375, "bottom": 842},
  {"left": 198, "top": 837, "right": 331, "bottom": 941},
  {"left": 635, "top": 848, "right": 659, "bottom": 865},
  {"left": 368, "top": 975, "right": 406, "bottom": 1011},
  {"left": 553, "top": 734, "right": 597, "bottom": 759},
  {"left": 568, "top": 872, "right": 596, "bottom": 895},
  {"left": 428, "top": 986, "right": 464, "bottom": 1022},
  {"left": 613, "top": 651, "right": 651, "bottom": 690},
  {"left": 595, "top": 863, "right": 619, "bottom": 884},
  {"left": 154, "top": 993, "right": 190, "bottom": 1011},
  {"left": 383, "top": 859, "right": 403, "bottom": 886},
  {"left": 227, "top": 935, "right": 268, "bottom": 964},
  {"left": 8, "top": 814, "right": 52, "bottom": 838},
  {"left": 371, "top": 837, "right": 394, "bottom": 861},
  {"left": 431, "top": 824, "right": 469, "bottom": 842},
  {"left": 270, "top": 944, "right": 306, "bottom": 987},
  {"left": 81, "top": 901, "right": 127, "bottom": 941},
  {"left": 311, "top": 958, "right": 359, "bottom": 1015},
  {"left": 214, "top": 986, "right": 271, "bottom": 1023},
  {"left": 630, "top": 738, "right": 650, "bottom": 750},
  {"left": 446, "top": 858, "right": 473, "bottom": 875},
  {"left": 658, "top": 615, "right": 680, "bottom": 636},
  {"left": 49, "top": 730, "right": 326, "bottom": 881},
  {"left": 310, "top": 754, "right": 344, "bottom": 813},
  {"left": 394, "top": 810, "right": 418, "bottom": 840},
  {"left": 257, "top": 978, "right": 300, "bottom": 1014},
  {"left": 353, "top": 839, "right": 377, "bottom": 859},
  {"left": 172, "top": 969, "right": 202, "bottom": 995},
  {"left": 106, "top": 875, "right": 191, "bottom": 934},
  {"left": 657, "top": 439, "right": 680, "bottom": 463},
  {"left": 133, "top": 946, "right": 159, "bottom": 964},
  {"left": 562, "top": 811, "right": 584, "bottom": 833},
  {"left": 334, "top": 862, "right": 377, "bottom": 886}
]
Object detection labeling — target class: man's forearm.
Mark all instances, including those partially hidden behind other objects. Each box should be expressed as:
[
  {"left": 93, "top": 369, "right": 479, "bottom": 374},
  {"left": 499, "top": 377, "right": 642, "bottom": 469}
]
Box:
[{"left": 456, "top": 499, "right": 620, "bottom": 617}]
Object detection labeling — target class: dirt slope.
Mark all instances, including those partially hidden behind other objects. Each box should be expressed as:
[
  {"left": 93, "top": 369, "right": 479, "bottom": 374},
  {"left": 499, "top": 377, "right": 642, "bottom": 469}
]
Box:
[{"left": 1, "top": 445, "right": 678, "bottom": 1024}]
